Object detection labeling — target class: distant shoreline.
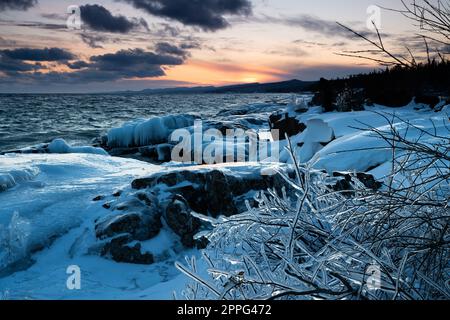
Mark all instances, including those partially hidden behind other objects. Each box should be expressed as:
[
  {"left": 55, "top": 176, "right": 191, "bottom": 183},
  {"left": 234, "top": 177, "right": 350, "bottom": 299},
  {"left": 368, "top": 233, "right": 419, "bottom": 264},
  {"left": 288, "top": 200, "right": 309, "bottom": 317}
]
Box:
[{"left": 0, "top": 79, "right": 317, "bottom": 95}]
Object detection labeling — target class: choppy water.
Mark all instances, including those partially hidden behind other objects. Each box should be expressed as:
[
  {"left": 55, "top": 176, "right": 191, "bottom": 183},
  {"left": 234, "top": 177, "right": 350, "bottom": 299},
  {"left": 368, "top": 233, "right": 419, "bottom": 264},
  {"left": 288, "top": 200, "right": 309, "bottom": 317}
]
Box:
[{"left": 0, "top": 93, "right": 289, "bottom": 151}]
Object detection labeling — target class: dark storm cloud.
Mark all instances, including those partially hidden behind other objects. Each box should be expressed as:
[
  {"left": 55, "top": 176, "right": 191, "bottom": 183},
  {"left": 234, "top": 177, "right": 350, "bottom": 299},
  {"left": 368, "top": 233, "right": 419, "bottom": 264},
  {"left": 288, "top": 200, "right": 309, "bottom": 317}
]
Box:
[
  {"left": 155, "top": 42, "right": 188, "bottom": 57},
  {"left": 0, "top": 56, "right": 41, "bottom": 75},
  {"left": 0, "top": 0, "right": 37, "bottom": 11},
  {"left": 80, "top": 4, "right": 145, "bottom": 33},
  {"left": 41, "top": 13, "right": 66, "bottom": 20},
  {"left": 0, "top": 43, "right": 188, "bottom": 84},
  {"left": 90, "top": 48, "right": 183, "bottom": 69},
  {"left": 152, "top": 23, "right": 182, "bottom": 37},
  {"left": 1, "top": 47, "right": 75, "bottom": 61},
  {"left": 0, "top": 47, "right": 73, "bottom": 77},
  {"left": 118, "top": 0, "right": 252, "bottom": 31},
  {"left": 64, "top": 49, "right": 184, "bottom": 81},
  {"left": 180, "top": 40, "right": 202, "bottom": 50},
  {"left": 1, "top": 48, "right": 186, "bottom": 84},
  {"left": 0, "top": 19, "right": 66, "bottom": 30},
  {"left": 67, "top": 60, "right": 90, "bottom": 70}
]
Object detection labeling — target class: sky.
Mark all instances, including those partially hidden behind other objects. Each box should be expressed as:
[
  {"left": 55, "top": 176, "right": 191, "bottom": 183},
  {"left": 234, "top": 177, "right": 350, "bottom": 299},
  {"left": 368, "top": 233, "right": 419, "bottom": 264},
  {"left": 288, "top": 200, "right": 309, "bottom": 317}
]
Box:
[{"left": 0, "top": 0, "right": 443, "bottom": 93}]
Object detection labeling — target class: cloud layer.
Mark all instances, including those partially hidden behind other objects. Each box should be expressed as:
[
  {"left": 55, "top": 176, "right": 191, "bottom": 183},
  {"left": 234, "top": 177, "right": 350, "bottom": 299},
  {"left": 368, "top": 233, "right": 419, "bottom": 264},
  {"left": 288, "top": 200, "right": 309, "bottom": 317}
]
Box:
[
  {"left": 0, "top": 47, "right": 187, "bottom": 83},
  {"left": 255, "top": 14, "right": 376, "bottom": 40},
  {"left": 0, "top": 0, "right": 37, "bottom": 11},
  {"left": 80, "top": 4, "right": 146, "bottom": 33},
  {"left": 1, "top": 47, "right": 75, "bottom": 61},
  {"left": 155, "top": 42, "right": 189, "bottom": 58},
  {"left": 119, "top": 0, "right": 252, "bottom": 31}
]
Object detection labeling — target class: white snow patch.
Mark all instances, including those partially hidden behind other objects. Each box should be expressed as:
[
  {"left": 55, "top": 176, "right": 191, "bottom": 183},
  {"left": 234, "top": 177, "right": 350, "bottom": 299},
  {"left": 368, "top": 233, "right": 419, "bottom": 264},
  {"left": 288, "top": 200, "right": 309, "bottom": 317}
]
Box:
[
  {"left": 275, "top": 103, "right": 450, "bottom": 172},
  {"left": 310, "top": 115, "right": 449, "bottom": 173}
]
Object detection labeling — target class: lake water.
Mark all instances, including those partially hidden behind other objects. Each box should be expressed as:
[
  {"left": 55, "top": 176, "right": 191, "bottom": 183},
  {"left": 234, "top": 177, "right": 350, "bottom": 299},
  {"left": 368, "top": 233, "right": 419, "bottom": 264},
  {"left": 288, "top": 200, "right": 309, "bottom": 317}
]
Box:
[{"left": 0, "top": 93, "right": 290, "bottom": 152}]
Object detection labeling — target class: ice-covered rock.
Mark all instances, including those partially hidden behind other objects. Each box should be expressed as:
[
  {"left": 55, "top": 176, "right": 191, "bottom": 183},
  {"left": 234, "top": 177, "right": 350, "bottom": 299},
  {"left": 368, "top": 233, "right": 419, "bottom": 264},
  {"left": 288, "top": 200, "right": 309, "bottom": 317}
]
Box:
[
  {"left": 163, "top": 195, "right": 204, "bottom": 248},
  {"left": 273, "top": 103, "right": 450, "bottom": 171},
  {"left": 106, "top": 114, "right": 196, "bottom": 148},
  {"left": 131, "top": 164, "right": 293, "bottom": 218},
  {"left": 2, "top": 139, "right": 108, "bottom": 156},
  {"left": 88, "top": 163, "right": 293, "bottom": 248},
  {"left": 310, "top": 115, "right": 449, "bottom": 173},
  {"left": 139, "top": 143, "right": 173, "bottom": 163},
  {"left": 95, "top": 212, "right": 162, "bottom": 242},
  {"left": 100, "top": 234, "right": 155, "bottom": 265}
]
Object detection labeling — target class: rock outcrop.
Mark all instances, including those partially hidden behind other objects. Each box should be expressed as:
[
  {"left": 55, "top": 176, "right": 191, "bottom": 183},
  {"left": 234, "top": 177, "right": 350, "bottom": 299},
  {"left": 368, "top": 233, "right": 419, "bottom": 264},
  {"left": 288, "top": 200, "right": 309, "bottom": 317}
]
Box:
[
  {"left": 132, "top": 168, "right": 294, "bottom": 218},
  {"left": 163, "top": 195, "right": 204, "bottom": 248},
  {"left": 95, "top": 212, "right": 162, "bottom": 241},
  {"left": 92, "top": 165, "right": 295, "bottom": 265},
  {"left": 100, "top": 234, "right": 154, "bottom": 265},
  {"left": 269, "top": 112, "right": 306, "bottom": 140},
  {"left": 94, "top": 195, "right": 163, "bottom": 264}
]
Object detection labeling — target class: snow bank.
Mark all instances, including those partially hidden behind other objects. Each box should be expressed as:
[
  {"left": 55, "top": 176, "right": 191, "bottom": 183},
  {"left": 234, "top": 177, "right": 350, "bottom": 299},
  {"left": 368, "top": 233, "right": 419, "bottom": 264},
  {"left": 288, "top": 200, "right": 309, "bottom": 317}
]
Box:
[
  {"left": 48, "top": 138, "right": 108, "bottom": 155},
  {"left": 273, "top": 103, "right": 450, "bottom": 172},
  {"left": 310, "top": 116, "right": 449, "bottom": 173},
  {"left": 107, "top": 114, "right": 196, "bottom": 148}
]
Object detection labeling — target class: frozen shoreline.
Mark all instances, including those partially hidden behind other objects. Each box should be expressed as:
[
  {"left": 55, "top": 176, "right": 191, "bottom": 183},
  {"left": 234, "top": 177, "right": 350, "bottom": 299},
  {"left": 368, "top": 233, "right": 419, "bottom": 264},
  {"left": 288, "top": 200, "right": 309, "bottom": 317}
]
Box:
[{"left": 0, "top": 97, "right": 448, "bottom": 299}]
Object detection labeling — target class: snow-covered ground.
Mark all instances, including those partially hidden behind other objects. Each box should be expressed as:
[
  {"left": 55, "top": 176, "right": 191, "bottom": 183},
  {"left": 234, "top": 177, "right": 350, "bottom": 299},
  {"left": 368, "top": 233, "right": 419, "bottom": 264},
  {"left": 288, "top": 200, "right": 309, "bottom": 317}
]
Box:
[
  {"left": 0, "top": 153, "right": 194, "bottom": 299},
  {"left": 0, "top": 153, "right": 281, "bottom": 299}
]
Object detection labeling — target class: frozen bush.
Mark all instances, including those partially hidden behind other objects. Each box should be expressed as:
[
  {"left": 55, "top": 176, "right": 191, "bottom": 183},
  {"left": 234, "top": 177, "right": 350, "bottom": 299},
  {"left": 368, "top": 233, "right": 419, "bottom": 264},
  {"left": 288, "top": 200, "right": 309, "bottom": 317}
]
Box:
[{"left": 177, "top": 117, "right": 449, "bottom": 300}]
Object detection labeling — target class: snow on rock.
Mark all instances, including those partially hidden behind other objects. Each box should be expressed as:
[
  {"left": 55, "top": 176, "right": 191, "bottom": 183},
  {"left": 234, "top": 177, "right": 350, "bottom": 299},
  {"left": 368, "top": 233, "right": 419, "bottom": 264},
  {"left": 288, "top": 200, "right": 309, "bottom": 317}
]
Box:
[
  {"left": 107, "top": 114, "right": 196, "bottom": 148},
  {"left": 273, "top": 103, "right": 450, "bottom": 172},
  {"left": 309, "top": 115, "right": 449, "bottom": 173},
  {"left": 97, "top": 162, "right": 293, "bottom": 251},
  {"left": 303, "top": 118, "right": 334, "bottom": 142},
  {"left": 310, "top": 130, "right": 391, "bottom": 173},
  {"left": 48, "top": 138, "right": 108, "bottom": 156},
  {"left": 280, "top": 118, "right": 335, "bottom": 163}
]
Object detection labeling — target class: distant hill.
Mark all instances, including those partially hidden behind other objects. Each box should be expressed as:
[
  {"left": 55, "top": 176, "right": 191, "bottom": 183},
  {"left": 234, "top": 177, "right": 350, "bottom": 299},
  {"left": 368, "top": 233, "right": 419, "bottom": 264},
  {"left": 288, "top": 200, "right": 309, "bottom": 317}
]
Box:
[{"left": 114, "top": 79, "right": 316, "bottom": 95}]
